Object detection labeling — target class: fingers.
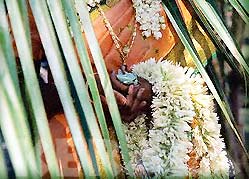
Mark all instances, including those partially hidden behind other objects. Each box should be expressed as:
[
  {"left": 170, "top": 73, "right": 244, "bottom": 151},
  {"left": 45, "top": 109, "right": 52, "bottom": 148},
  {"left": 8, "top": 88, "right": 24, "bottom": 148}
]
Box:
[
  {"left": 131, "top": 88, "right": 145, "bottom": 112},
  {"left": 110, "top": 71, "right": 129, "bottom": 92},
  {"left": 126, "top": 86, "right": 148, "bottom": 114},
  {"left": 136, "top": 87, "right": 145, "bottom": 101},
  {"left": 135, "top": 164, "right": 148, "bottom": 177},
  {"left": 100, "top": 91, "right": 127, "bottom": 107},
  {"left": 123, "top": 113, "right": 138, "bottom": 123},
  {"left": 114, "top": 90, "right": 127, "bottom": 106},
  {"left": 137, "top": 101, "right": 147, "bottom": 111},
  {"left": 126, "top": 85, "right": 136, "bottom": 108}
]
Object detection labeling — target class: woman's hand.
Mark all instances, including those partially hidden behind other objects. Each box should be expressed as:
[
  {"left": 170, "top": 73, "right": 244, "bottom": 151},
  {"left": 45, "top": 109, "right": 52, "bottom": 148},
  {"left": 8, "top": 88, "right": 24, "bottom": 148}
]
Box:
[
  {"left": 118, "top": 83, "right": 152, "bottom": 123},
  {"left": 97, "top": 72, "right": 153, "bottom": 123}
]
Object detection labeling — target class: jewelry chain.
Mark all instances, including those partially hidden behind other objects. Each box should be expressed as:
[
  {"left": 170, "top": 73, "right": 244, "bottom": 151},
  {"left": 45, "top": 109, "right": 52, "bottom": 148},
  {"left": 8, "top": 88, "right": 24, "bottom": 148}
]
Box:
[{"left": 96, "top": 3, "right": 137, "bottom": 65}]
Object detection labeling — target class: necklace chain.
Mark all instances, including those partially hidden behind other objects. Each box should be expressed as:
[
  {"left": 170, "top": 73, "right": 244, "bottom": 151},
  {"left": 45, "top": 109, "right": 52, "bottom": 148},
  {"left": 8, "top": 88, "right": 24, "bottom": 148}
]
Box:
[{"left": 96, "top": 3, "right": 137, "bottom": 65}]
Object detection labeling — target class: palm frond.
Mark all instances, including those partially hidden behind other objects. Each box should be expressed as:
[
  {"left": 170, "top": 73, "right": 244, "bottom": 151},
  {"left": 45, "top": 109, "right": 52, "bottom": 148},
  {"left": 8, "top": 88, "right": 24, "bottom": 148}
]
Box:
[
  {"left": 0, "top": 45, "right": 34, "bottom": 177},
  {"left": 28, "top": 0, "right": 97, "bottom": 176},
  {"left": 238, "top": 0, "right": 249, "bottom": 15},
  {"left": 3, "top": 0, "right": 41, "bottom": 175},
  {"left": 162, "top": 0, "right": 249, "bottom": 160},
  {"left": 0, "top": 143, "right": 7, "bottom": 179},
  {"left": 46, "top": 0, "right": 114, "bottom": 176},
  {"left": 186, "top": 0, "right": 241, "bottom": 75},
  {"left": 74, "top": 0, "right": 134, "bottom": 176},
  {"left": 0, "top": 0, "right": 19, "bottom": 93},
  {"left": 189, "top": 0, "right": 249, "bottom": 76},
  {"left": 227, "top": 0, "right": 249, "bottom": 23},
  {"left": 61, "top": 0, "right": 118, "bottom": 175},
  {"left": 3, "top": 0, "right": 61, "bottom": 177}
]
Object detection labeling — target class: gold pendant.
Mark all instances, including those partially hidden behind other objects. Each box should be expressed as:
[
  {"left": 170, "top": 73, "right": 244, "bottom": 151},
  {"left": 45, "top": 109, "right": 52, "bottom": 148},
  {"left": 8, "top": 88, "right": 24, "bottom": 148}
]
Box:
[{"left": 122, "top": 45, "right": 130, "bottom": 54}]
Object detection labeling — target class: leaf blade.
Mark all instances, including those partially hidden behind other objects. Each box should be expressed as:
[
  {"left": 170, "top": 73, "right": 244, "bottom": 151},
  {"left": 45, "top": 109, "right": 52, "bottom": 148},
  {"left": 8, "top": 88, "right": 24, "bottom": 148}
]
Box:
[
  {"left": 5, "top": 0, "right": 61, "bottom": 177},
  {"left": 162, "top": 0, "right": 249, "bottom": 160},
  {"left": 191, "top": 0, "right": 249, "bottom": 76},
  {"left": 61, "top": 0, "right": 118, "bottom": 176},
  {"left": 0, "top": 0, "right": 19, "bottom": 93},
  {"left": 46, "top": 0, "right": 114, "bottom": 177},
  {"left": 0, "top": 46, "right": 30, "bottom": 177},
  {"left": 0, "top": 141, "right": 7, "bottom": 179},
  {"left": 74, "top": 0, "right": 134, "bottom": 176},
  {"left": 228, "top": 0, "right": 249, "bottom": 23},
  {"left": 28, "top": 0, "right": 96, "bottom": 176}
]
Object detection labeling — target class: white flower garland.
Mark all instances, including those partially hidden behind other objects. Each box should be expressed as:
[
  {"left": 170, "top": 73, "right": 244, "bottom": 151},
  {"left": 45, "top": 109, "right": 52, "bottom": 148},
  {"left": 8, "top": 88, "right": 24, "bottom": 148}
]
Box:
[
  {"left": 132, "top": 0, "right": 166, "bottom": 39},
  {"left": 123, "top": 114, "right": 148, "bottom": 170},
  {"left": 123, "top": 58, "right": 231, "bottom": 178},
  {"left": 189, "top": 75, "right": 230, "bottom": 179},
  {"left": 86, "top": 0, "right": 166, "bottom": 39},
  {"left": 86, "top": 0, "right": 101, "bottom": 10}
]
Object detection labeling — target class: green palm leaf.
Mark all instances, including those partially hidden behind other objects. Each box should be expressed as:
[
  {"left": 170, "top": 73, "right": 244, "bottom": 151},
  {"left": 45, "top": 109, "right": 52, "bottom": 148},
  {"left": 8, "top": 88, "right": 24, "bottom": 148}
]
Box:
[
  {"left": 0, "top": 143, "right": 7, "bottom": 179},
  {"left": 238, "top": 0, "right": 249, "bottom": 15},
  {"left": 74, "top": 0, "right": 134, "bottom": 176},
  {"left": 28, "top": 0, "right": 96, "bottom": 176},
  {"left": 189, "top": 0, "right": 249, "bottom": 76},
  {"left": 162, "top": 0, "right": 249, "bottom": 160},
  {"left": 61, "top": 0, "right": 118, "bottom": 175},
  {"left": 186, "top": 0, "right": 242, "bottom": 76},
  {"left": 228, "top": 0, "right": 249, "bottom": 23},
  {"left": 5, "top": 0, "right": 61, "bottom": 177},
  {"left": 0, "top": 0, "right": 19, "bottom": 94},
  {"left": 4, "top": 0, "right": 43, "bottom": 177},
  {"left": 0, "top": 46, "right": 31, "bottom": 177},
  {"left": 46, "top": 0, "right": 113, "bottom": 177}
]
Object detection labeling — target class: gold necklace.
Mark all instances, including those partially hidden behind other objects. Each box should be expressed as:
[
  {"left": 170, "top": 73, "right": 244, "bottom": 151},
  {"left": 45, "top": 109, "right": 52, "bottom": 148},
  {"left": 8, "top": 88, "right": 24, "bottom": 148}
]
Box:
[
  {"left": 96, "top": 3, "right": 138, "bottom": 85},
  {"left": 96, "top": 3, "right": 137, "bottom": 66}
]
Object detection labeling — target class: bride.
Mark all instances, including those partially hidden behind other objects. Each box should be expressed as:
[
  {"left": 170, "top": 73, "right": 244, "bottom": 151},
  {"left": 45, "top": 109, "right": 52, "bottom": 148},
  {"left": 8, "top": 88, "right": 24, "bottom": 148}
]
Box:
[{"left": 38, "top": 0, "right": 231, "bottom": 178}]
